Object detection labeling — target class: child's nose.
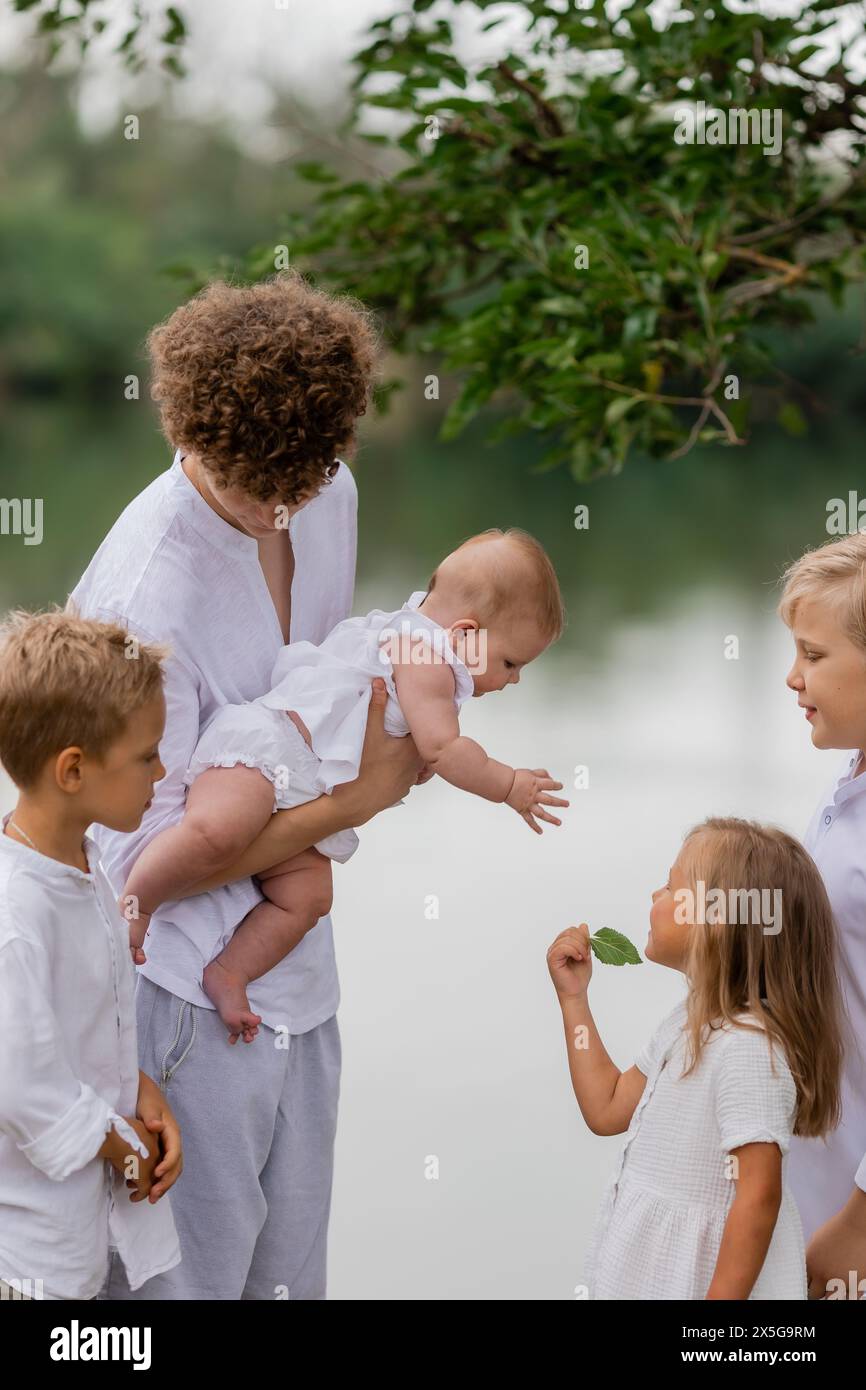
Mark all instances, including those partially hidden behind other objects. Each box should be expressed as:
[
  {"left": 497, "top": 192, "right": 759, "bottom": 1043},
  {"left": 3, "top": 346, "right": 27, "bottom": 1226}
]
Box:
[{"left": 786, "top": 664, "right": 803, "bottom": 690}]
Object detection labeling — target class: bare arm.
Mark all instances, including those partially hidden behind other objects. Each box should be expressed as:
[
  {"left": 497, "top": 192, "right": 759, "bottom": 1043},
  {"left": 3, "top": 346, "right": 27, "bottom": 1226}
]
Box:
[
  {"left": 706, "top": 1144, "right": 782, "bottom": 1299},
  {"left": 176, "top": 678, "right": 423, "bottom": 895},
  {"left": 393, "top": 657, "right": 515, "bottom": 801},
  {"left": 547, "top": 925, "right": 647, "bottom": 1134},
  {"left": 558, "top": 993, "right": 648, "bottom": 1135}
]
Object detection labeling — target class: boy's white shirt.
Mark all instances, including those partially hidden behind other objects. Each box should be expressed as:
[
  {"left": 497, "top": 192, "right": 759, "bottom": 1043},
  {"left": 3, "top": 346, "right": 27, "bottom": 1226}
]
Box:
[
  {"left": 68, "top": 453, "right": 357, "bottom": 1032},
  {"left": 0, "top": 820, "right": 181, "bottom": 1300},
  {"left": 787, "top": 749, "right": 866, "bottom": 1242}
]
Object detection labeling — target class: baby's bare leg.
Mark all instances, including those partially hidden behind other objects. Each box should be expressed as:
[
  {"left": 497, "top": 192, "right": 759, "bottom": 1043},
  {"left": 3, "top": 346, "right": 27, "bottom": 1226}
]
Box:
[
  {"left": 202, "top": 847, "right": 333, "bottom": 1044},
  {"left": 123, "top": 766, "right": 274, "bottom": 952}
]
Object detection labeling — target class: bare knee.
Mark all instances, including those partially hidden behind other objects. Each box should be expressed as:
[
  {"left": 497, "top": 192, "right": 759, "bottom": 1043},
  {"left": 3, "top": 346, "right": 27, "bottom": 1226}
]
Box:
[
  {"left": 184, "top": 767, "right": 272, "bottom": 864},
  {"left": 262, "top": 849, "right": 333, "bottom": 921},
  {"left": 182, "top": 812, "right": 247, "bottom": 867}
]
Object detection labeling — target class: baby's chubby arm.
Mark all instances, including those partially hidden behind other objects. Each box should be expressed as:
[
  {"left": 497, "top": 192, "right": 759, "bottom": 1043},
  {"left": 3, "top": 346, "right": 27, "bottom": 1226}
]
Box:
[
  {"left": 393, "top": 657, "right": 514, "bottom": 801},
  {"left": 393, "top": 658, "right": 567, "bottom": 830}
]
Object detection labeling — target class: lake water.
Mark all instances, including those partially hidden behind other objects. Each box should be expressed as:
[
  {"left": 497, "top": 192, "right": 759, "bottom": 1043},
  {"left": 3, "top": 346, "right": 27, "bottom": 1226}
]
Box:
[{"left": 0, "top": 497, "right": 842, "bottom": 1299}]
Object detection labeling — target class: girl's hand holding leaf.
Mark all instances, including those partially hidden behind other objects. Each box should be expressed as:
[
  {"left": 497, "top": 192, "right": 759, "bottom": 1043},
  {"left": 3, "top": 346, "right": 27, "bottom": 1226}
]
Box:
[{"left": 547, "top": 923, "right": 642, "bottom": 1001}]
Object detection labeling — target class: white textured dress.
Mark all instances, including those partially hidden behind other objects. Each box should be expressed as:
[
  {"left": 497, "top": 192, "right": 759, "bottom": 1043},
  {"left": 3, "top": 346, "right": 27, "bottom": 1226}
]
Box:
[
  {"left": 185, "top": 590, "right": 475, "bottom": 863},
  {"left": 585, "top": 1000, "right": 807, "bottom": 1300}
]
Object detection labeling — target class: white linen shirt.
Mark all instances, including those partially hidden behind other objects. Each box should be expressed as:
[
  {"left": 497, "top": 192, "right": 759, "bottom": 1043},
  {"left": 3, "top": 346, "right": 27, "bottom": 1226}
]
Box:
[
  {"left": 68, "top": 452, "right": 357, "bottom": 1034},
  {"left": 787, "top": 750, "right": 866, "bottom": 1242},
  {"left": 0, "top": 819, "right": 181, "bottom": 1300}
]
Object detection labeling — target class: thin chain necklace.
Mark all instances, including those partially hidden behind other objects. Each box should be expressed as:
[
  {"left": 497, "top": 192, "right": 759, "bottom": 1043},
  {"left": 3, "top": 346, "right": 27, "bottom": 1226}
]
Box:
[
  {"left": 7, "top": 818, "right": 37, "bottom": 851},
  {"left": 7, "top": 817, "right": 89, "bottom": 873}
]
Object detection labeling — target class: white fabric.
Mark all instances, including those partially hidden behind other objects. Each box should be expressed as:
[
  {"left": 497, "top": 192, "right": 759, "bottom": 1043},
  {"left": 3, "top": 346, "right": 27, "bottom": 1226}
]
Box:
[
  {"left": 788, "top": 750, "right": 866, "bottom": 1240},
  {"left": 68, "top": 451, "right": 357, "bottom": 1034},
  {"left": 185, "top": 705, "right": 359, "bottom": 864},
  {"left": 0, "top": 818, "right": 180, "bottom": 1300},
  {"left": 585, "top": 1000, "right": 806, "bottom": 1300},
  {"left": 186, "top": 591, "right": 473, "bottom": 862}
]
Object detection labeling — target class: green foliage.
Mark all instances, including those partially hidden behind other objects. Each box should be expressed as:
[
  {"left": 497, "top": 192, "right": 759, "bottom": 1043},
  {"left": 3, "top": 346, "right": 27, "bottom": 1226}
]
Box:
[
  {"left": 249, "top": 0, "right": 866, "bottom": 479},
  {"left": 11, "top": 0, "right": 187, "bottom": 74},
  {"left": 590, "top": 928, "right": 642, "bottom": 966}
]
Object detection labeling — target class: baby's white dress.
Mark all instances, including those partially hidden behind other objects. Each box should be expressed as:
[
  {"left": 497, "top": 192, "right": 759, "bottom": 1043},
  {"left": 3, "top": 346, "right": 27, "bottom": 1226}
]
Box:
[
  {"left": 585, "top": 1000, "right": 807, "bottom": 1300},
  {"left": 184, "top": 590, "right": 475, "bottom": 862}
]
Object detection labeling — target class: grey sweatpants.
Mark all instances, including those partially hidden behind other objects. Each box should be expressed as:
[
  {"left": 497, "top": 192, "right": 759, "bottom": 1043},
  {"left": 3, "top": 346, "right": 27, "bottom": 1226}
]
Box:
[{"left": 100, "top": 974, "right": 341, "bottom": 1301}]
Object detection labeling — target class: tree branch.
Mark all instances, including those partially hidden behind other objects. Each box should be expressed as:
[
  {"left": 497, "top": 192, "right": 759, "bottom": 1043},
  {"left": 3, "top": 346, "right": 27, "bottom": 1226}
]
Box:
[{"left": 495, "top": 61, "right": 564, "bottom": 138}]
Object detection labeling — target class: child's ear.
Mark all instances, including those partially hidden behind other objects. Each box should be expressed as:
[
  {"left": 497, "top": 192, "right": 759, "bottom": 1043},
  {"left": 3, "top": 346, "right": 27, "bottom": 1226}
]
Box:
[{"left": 55, "top": 746, "right": 86, "bottom": 794}]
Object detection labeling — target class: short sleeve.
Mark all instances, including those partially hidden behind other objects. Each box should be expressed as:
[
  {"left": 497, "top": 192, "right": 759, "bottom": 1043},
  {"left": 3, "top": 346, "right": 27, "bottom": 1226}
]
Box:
[
  {"left": 635, "top": 1000, "right": 687, "bottom": 1076},
  {"left": 855, "top": 1150, "right": 866, "bottom": 1195},
  {"left": 714, "top": 1026, "right": 797, "bottom": 1156}
]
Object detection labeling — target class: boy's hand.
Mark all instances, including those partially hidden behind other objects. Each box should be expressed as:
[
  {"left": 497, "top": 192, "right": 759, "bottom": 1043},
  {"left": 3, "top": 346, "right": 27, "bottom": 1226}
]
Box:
[
  {"left": 546, "top": 924, "right": 593, "bottom": 1001},
  {"left": 124, "top": 1116, "right": 161, "bottom": 1199},
  {"left": 506, "top": 767, "right": 568, "bottom": 833},
  {"left": 101, "top": 1116, "right": 160, "bottom": 1198},
  {"left": 134, "top": 1071, "right": 183, "bottom": 1203},
  {"left": 118, "top": 893, "right": 149, "bottom": 965}
]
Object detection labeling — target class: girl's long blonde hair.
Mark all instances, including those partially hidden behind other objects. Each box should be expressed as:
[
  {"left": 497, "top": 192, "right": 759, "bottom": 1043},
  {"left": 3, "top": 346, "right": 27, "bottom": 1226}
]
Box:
[{"left": 677, "top": 817, "right": 846, "bottom": 1138}]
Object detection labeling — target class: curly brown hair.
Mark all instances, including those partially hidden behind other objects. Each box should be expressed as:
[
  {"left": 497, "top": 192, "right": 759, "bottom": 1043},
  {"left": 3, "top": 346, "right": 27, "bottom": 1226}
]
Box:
[{"left": 147, "top": 273, "right": 380, "bottom": 504}]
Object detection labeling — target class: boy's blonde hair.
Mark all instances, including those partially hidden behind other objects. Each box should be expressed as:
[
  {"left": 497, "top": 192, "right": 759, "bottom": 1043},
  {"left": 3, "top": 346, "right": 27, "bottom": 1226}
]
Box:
[
  {"left": 778, "top": 532, "right": 866, "bottom": 650},
  {"left": 0, "top": 606, "right": 169, "bottom": 790},
  {"left": 677, "top": 816, "right": 845, "bottom": 1139},
  {"left": 427, "top": 528, "right": 565, "bottom": 643}
]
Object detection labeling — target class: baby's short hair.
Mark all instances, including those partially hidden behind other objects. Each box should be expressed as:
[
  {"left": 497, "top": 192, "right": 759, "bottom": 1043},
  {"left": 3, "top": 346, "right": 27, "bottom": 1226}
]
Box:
[
  {"left": 0, "top": 606, "right": 169, "bottom": 789},
  {"left": 148, "top": 272, "right": 380, "bottom": 505},
  {"left": 778, "top": 532, "right": 866, "bottom": 651},
  {"left": 429, "top": 528, "right": 565, "bottom": 643}
]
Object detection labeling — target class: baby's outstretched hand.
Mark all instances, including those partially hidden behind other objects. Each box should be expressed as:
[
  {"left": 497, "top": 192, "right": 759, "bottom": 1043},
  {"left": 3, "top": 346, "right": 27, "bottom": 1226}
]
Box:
[{"left": 506, "top": 767, "right": 568, "bottom": 834}]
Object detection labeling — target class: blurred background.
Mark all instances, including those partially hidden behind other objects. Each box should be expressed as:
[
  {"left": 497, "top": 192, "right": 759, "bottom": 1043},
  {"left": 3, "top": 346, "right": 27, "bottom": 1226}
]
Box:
[{"left": 1, "top": 0, "right": 864, "bottom": 1299}]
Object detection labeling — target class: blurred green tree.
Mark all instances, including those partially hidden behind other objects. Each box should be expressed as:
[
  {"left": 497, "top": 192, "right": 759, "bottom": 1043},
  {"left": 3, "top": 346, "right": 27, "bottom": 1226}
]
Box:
[
  {"left": 260, "top": 0, "right": 865, "bottom": 478},
  {"left": 11, "top": 0, "right": 186, "bottom": 74},
  {"left": 15, "top": 0, "right": 866, "bottom": 478}
]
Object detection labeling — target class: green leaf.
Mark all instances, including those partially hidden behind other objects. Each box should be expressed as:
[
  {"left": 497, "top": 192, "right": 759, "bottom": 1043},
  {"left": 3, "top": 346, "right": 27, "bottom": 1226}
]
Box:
[
  {"left": 777, "top": 402, "right": 808, "bottom": 437},
  {"left": 293, "top": 161, "right": 340, "bottom": 184},
  {"left": 604, "top": 393, "right": 641, "bottom": 426},
  {"left": 162, "top": 6, "right": 186, "bottom": 44},
  {"left": 589, "top": 928, "right": 643, "bottom": 966}
]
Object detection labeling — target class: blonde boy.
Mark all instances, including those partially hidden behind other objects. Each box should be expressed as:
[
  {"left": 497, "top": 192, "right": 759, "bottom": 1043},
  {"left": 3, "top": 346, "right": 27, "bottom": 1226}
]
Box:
[
  {"left": 779, "top": 534, "right": 866, "bottom": 1299},
  {"left": 0, "top": 610, "right": 181, "bottom": 1300}
]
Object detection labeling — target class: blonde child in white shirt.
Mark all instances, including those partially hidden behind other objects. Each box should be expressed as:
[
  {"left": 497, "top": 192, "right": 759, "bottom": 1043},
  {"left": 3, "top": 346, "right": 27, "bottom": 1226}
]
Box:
[
  {"left": 779, "top": 532, "right": 866, "bottom": 1297},
  {"left": 547, "top": 816, "right": 844, "bottom": 1300},
  {"left": 122, "top": 529, "right": 569, "bottom": 1043},
  {"left": 0, "top": 609, "right": 181, "bottom": 1300}
]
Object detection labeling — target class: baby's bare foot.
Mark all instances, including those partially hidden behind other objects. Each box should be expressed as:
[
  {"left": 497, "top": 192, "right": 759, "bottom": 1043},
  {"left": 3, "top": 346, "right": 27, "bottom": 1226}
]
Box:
[
  {"left": 203, "top": 959, "right": 262, "bottom": 1044},
  {"left": 120, "top": 896, "right": 151, "bottom": 964}
]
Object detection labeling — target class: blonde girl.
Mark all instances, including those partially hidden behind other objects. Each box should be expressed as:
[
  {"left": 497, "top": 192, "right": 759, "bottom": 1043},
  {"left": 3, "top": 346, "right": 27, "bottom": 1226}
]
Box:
[{"left": 547, "top": 817, "right": 845, "bottom": 1300}]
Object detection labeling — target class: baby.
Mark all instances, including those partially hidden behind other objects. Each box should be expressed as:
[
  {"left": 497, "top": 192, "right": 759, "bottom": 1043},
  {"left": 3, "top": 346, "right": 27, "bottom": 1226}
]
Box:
[{"left": 122, "top": 528, "right": 567, "bottom": 1042}]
